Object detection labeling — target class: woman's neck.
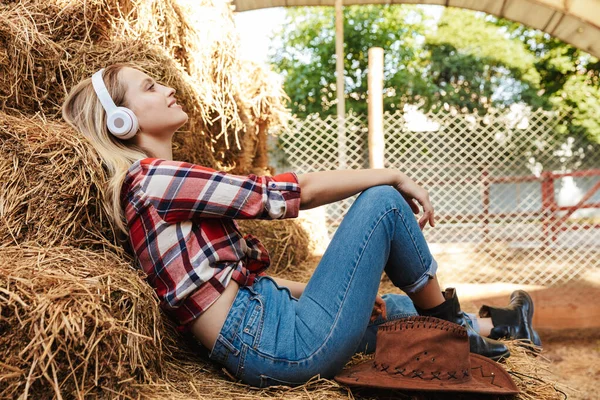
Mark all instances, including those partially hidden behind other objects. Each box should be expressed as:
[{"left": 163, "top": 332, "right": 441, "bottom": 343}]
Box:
[{"left": 132, "top": 132, "right": 173, "bottom": 160}]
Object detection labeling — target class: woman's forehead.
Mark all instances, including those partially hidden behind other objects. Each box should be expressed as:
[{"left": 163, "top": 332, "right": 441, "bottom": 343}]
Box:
[{"left": 122, "top": 67, "right": 151, "bottom": 83}]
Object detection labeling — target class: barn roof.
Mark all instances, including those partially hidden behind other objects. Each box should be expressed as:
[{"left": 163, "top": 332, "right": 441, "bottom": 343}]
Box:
[{"left": 232, "top": 0, "right": 600, "bottom": 58}]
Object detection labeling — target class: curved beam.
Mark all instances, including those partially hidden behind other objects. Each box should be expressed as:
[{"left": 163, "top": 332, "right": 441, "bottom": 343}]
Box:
[{"left": 232, "top": 0, "right": 600, "bottom": 58}]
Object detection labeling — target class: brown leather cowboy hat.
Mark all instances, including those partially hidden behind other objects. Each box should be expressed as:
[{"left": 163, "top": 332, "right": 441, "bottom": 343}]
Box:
[{"left": 335, "top": 316, "right": 519, "bottom": 395}]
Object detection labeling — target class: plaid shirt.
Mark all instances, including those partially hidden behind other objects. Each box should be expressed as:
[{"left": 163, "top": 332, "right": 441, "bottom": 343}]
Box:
[{"left": 120, "top": 158, "right": 301, "bottom": 332}]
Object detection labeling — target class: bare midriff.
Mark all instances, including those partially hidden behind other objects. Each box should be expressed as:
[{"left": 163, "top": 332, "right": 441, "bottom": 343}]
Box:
[{"left": 189, "top": 279, "right": 240, "bottom": 351}]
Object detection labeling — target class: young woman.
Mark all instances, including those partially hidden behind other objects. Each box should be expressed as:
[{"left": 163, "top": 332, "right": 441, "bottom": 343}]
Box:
[{"left": 62, "top": 63, "right": 540, "bottom": 388}]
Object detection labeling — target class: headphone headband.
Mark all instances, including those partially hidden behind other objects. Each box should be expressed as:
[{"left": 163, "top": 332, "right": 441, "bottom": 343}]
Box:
[{"left": 91, "top": 69, "right": 117, "bottom": 114}]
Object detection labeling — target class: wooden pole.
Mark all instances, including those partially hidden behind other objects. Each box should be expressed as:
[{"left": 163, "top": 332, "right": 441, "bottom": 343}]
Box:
[
  {"left": 368, "top": 47, "right": 384, "bottom": 169},
  {"left": 335, "top": 0, "right": 346, "bottom": 169}
]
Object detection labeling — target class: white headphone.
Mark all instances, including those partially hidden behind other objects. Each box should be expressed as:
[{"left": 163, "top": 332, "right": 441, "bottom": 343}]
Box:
[{"left": 91, "top": 68, "right": 139, "bottom": 139}]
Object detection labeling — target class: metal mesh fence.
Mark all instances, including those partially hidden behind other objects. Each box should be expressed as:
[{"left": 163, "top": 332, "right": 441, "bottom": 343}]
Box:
[{"left": 270, "top": 108, "right": 600, "bottom": 285}]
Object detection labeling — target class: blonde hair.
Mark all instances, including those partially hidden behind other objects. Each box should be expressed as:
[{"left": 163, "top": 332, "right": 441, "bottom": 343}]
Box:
[{"left": 62, "top": 63, "right": 150, "bottom": 243}]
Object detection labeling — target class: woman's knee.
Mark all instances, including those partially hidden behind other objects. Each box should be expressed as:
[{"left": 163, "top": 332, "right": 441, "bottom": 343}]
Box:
[{"left": 356, "top": 185, "right": 411, "bottom": 214}]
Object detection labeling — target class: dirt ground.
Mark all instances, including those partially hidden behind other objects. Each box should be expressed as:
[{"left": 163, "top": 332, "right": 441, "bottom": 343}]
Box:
[{"left": 538, "top": 328, "right": 600, "bottom": 400}]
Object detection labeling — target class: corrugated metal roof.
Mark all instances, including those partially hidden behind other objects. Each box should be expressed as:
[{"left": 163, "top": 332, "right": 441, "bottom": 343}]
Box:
[{"left": 232, "top": 0, "right": 600, "bottom": 58}]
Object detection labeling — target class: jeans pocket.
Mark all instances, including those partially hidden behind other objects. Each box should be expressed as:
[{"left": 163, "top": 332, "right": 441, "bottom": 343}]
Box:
[
  {"left": 208, "top": 333, "right": 240, "bottom": 365},
  {"left": 240, "top": 295, "right": 264, "bottom": 348}
]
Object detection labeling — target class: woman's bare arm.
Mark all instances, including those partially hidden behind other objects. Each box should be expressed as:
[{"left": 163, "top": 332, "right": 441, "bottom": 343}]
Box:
[
  {"left": 296, "top": 168, "right": 435, "bottom": 230},
  {"left": 296, "top": 169, "right": 402, "bottom": 210}
]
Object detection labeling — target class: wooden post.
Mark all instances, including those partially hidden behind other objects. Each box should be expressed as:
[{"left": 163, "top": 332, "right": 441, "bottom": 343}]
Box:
[
  {"left": 368, "top": 47, "right": 384, "bottom": 169},
  {"left": 335, "top": 0, "right": 346, "bottom": 169}
]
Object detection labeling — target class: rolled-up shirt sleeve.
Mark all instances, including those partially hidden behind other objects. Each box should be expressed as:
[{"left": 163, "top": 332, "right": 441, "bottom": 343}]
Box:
[{"left": 138, "top": 158, "right": 301, "bottom": 224}]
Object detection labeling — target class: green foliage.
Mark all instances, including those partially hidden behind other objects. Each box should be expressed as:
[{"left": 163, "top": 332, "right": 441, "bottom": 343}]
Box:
[
  {"left": 551, "top": 74, "right": 600, "bottom": 143},
  {"left": 424, "top": 8, "right": 543, "bottom": 114},
  {"left": 269, "top": 5, "right": 600, "bottom": 144},
  {"left": 492, "top": 16, "right": 600, "bottom": 143},
  {"left": 269, "top": 5, "right": 431, "bottom": 116}
]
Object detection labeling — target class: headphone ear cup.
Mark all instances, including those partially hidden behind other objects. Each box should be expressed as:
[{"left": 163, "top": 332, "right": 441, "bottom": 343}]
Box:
[
  {"left": 120, "top": 107, "right": 139, "bottom": 139},
  {"left": 108, "top": 107, "right": 138, "bottom": 139}
]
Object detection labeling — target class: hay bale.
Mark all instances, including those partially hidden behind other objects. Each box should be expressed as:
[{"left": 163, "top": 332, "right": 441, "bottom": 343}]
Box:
[
  {"left": 0, "top": 0, "right": 206, "bottom": 117},
  {"left": 236, "top": 207, "right": 331, "bottom": 285},
  {"left": 0, "top": 244, "right": 164, "bottom": 399},
  {"left": 236, "top": 219, "right": 312, "bottom": 282},
  {"left": 226, "top": 61, "right": 291, "bottom": 175},
  {"left": 0, "top": 111, "right": 123, "bottom": 249}
]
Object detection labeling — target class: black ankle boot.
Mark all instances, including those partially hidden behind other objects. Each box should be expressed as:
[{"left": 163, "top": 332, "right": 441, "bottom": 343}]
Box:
[
  {"left": 479, "top": 290, "right": 542, "bottom": 349},
  {"left": 415, "top": 288, "right": 510, "bottom": 361}
]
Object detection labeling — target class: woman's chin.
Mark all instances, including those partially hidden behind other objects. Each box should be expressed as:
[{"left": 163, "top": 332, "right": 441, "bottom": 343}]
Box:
[
  {"left": 176, "top": 108, "right": 188, "bottom": 119},
  {"left": 176, "top": 115, "right": 189, "bottom": 129}
]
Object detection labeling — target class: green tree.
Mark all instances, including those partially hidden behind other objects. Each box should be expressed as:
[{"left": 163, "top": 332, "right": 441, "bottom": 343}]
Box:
[
  {"left": 269, "top": 5, "right": 432, "bottom": 116},
  {"left": 491, "top": 17, "right": 600, "bottom": 144},
  {"left": 269, "top": 5, "right": 600, "bottom": 144},
  {"left": 269, "top": 5, "right": 544, "bottom": 117},
  {"left": 424, "top": 8, "right": 543, "bottom": 114}
]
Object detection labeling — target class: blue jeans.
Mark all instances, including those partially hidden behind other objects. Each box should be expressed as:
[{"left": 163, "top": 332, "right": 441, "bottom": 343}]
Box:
[{"left": 208, "top": 186, "right": 438, "bottom": 387}]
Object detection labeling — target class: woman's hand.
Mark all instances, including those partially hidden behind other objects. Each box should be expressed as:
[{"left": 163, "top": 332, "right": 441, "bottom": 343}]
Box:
[
  {"left": 394, "top": 172, "right": 435, "bottom": 230},
  {"left": 370, "top": 294, "right": 387, "bottom": 323}
]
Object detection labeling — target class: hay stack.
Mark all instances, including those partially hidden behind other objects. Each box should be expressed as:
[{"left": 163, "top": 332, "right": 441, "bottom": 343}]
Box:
[
  {"left": 0, "top": 0, "right": 305, "bottom": 247},
  {"left": 237, "top": 219, "right": 311, "bottom": 281},
  {"left": 0, "top": 111, "right": 123, "bottom": 249},
  {"left": 0, "top": 244, "right": 164, "bottom": 399}
]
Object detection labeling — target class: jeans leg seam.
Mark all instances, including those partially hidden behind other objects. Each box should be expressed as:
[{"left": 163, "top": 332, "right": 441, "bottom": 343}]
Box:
[
  {"left": 395, "top": 208, "right": 429, "bottom": 271},
  {"left": 237, "top": 344, "right": 248, "bottom": 379}
]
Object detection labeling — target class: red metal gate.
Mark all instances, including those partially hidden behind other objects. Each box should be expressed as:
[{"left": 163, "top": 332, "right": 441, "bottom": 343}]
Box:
[{"left": 481, "top": 169, "right": 600, "bottom": 246}]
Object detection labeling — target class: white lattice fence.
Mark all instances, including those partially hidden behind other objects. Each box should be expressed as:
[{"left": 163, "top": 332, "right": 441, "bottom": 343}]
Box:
[{"left": 271, "top": 108, "right": 600, "bottom": 285}]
